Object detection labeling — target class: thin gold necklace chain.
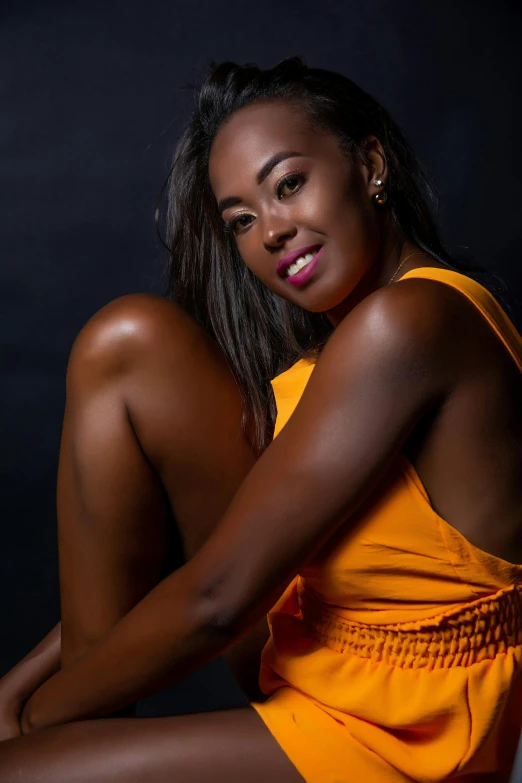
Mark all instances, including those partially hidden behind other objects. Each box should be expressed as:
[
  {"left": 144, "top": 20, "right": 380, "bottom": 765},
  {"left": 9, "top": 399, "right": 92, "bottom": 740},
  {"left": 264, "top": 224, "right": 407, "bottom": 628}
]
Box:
[{"left": 387, "top": 252, "right": 430, "bottom": 285}]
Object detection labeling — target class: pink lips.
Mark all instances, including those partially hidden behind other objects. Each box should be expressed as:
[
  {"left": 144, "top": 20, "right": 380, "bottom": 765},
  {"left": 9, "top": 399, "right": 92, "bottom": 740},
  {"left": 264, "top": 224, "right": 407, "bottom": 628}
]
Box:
[
  {"left": 276, "top": 244, "right": 323, "bottom": 276},
  {"left": 285, "top": 246, "right": 324, "bottom": 287}
]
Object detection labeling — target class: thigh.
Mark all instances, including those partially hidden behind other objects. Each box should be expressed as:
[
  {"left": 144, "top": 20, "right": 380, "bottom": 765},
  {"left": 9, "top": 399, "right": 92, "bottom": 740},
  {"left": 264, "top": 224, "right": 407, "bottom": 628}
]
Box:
[{"left": 0, "top": 707, "right": 305, "bottom": 783}]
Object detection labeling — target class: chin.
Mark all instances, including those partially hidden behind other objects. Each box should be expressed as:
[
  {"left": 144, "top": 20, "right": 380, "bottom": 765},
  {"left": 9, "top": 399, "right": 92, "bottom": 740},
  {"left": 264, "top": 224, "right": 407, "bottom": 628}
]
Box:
[
  {"left": 298, "top": 283, "right": 353, "bottom": 314},
  {"left": 265, "top": 275, "right": 350, "bottom": 314}
]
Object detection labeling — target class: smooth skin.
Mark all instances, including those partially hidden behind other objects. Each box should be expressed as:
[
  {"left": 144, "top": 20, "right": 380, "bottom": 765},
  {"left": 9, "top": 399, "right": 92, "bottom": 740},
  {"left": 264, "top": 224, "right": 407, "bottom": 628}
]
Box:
[
  {"left": 0, "top": 99, "right": 520, "bottom": 780},
  {"left": 0, "top": 294, "right": 304, "bottom": 782}
]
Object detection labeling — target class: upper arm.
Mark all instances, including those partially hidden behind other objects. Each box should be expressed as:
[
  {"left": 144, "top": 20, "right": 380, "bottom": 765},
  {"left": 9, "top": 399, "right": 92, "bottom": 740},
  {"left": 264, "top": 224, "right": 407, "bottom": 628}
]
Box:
[{"left": 190, "top": 280, "right": 458, "bottom": 630}]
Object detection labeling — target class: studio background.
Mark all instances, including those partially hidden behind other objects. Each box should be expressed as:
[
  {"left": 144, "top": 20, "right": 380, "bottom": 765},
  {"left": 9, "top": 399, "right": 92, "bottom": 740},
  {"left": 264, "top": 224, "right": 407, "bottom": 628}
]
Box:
[{"left": 2, "top": 0, "right": 521, "bottom": 716}]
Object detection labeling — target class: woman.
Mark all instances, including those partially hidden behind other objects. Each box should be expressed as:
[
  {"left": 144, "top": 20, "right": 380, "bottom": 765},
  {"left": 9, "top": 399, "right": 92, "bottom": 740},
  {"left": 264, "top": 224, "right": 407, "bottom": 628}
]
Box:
[{"left": 0, "top": 56, "right": 521, "bottom": 782}]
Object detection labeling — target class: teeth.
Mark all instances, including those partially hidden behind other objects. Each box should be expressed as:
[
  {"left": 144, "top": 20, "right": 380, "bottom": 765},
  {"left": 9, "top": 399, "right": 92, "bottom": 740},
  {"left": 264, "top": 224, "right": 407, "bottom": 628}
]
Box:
[{"left": 286, "top": 251, "right": 317, "bottom": 277}]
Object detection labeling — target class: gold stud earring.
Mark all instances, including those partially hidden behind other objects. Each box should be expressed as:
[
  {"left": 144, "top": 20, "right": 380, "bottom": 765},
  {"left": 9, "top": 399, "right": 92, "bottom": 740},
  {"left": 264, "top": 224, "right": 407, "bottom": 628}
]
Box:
[{"left": 373, "top": 190, "right": 388, "bottom": 206}]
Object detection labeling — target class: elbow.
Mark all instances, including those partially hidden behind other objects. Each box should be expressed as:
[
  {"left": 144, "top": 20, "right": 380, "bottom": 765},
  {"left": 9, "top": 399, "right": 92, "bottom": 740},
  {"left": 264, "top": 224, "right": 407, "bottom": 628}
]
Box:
[
  {"left": 197, "top": 585, "right": 242, "bottom": 638},
  {"left": 189, "top": 559, "right": 258, "bottom": 640},
  {"left": 202, "top": 589, "right": 266, "bottom": 643},
  {"left": 204, "top": 605, "right": 244, "bottom": 638},
  {"left": 197, "top": 580, "right": 248, "bottom": 640}
]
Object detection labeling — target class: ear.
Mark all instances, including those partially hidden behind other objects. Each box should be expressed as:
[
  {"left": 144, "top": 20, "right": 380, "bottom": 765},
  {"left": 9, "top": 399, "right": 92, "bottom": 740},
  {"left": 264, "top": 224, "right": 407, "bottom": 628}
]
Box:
[{"left": 358, "top": 135, "right": 388, "bottom": 198}]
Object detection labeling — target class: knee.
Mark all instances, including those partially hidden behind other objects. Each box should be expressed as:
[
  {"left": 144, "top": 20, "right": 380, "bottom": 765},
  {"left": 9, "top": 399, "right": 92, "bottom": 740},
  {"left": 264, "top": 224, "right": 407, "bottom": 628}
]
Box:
[{"left": 67, "top": 293, "right": 203, "bottom": 384}]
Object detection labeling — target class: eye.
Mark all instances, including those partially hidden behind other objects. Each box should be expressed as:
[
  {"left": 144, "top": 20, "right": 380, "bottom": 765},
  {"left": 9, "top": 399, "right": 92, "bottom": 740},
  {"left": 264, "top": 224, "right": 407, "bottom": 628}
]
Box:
[
  {"left": 223, "top": 213, "right": 252, "bottom": 236},
  {"left": 276, "top": 172, "right": 306, "bottom": 199},
  {"left": 222, "top": 172, "right": 307, "bottom": 237}
]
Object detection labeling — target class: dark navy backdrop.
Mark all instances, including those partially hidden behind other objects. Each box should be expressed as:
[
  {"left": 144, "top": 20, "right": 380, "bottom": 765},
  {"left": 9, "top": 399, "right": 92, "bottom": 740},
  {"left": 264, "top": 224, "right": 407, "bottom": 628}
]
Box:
[{"left": 1, "top": 0, "right": 521, "bottom": 715}]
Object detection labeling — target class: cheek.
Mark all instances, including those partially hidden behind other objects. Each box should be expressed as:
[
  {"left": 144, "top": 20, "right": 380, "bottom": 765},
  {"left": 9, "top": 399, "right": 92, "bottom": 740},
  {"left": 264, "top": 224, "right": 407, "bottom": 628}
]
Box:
[
  {"left": 330, "top": 182, "right": 378, "bottom": 258},
  {"left": 297, "top": 177, "right": 343, "bottom": 226},
  {"left": 236, "top": 242, "right": 275, "bottom": 290},
  {"left": 237, "top": 242, "right": 292, "bottom": 299},
  {"left": 299, "top": 170, "right": 364, "bottom": 237},
  {"left": 236, "top": 236, "right": 263, "bottom": 276}
]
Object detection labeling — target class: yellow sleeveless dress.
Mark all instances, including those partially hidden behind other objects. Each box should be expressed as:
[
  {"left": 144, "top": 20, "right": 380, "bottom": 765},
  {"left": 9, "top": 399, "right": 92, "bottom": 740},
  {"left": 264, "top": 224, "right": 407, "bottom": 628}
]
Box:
[{"left": 250, "top": 268, "right": 522, "bottom": 782}]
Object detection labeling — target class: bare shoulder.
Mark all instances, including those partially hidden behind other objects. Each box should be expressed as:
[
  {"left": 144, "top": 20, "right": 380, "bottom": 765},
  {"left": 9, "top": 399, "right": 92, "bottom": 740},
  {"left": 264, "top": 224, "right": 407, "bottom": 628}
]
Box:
[
  {"left": 327, "top": 275, "right": 462, "bottom": 359},
  {"left": 316, "top": 276, "right": 465, "bottom": 400},
  {"left": 67, "top": 293, "right": 208, "bottom": 379}
]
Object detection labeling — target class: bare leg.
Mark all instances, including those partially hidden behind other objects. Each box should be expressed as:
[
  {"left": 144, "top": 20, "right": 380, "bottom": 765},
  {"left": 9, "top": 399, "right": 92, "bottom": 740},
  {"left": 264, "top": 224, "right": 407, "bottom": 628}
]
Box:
[
  {"left": 56, "top": 293, "right": 257, "bottom": 667},
  {"left": 0, "top": 294, "right": 304, "bottom": 780},
  {"left": 0, "top": 709, "right": 305, "bottom": 782},
  {"left": 56, "top": 292, "right": 268, "bottom": 701}
]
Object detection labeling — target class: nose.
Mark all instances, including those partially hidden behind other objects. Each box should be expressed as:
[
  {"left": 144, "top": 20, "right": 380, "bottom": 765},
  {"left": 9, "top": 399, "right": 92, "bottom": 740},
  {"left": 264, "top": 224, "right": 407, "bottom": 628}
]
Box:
[{"left": 262, "top": 210, "right": 297, "bottom": 251}]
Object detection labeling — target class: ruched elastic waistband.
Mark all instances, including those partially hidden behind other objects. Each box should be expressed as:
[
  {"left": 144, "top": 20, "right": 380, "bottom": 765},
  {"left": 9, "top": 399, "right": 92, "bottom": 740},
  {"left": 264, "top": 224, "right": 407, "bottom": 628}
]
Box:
[{"left": 297, "top": 581, "right": 522, "bottom": 669}]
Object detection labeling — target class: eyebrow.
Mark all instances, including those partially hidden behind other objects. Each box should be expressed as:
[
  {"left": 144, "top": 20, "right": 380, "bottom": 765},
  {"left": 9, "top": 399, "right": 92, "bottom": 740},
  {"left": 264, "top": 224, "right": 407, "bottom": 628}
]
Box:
[{"left": 217, "top": 151, "right": 305, "bottom": 216}]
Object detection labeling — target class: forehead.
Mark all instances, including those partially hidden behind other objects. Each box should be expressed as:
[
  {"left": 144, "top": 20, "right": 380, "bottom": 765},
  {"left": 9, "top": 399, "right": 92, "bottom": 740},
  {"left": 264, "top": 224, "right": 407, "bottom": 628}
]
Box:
[{"left": 208, "top": 101, "right": 326, "bottom": 195}]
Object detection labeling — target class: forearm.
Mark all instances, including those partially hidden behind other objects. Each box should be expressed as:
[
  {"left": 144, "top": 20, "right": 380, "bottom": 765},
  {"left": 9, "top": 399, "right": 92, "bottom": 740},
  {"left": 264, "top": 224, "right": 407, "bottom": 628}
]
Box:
[
  {"left": 1, "top": 623, "right": 61, "bottom": 708},
  {"left": 16, "top": 605, "right": 268, "bottom": 730},
  {"left": 20, "top": 565, "right": 246, "bottom": 732}
]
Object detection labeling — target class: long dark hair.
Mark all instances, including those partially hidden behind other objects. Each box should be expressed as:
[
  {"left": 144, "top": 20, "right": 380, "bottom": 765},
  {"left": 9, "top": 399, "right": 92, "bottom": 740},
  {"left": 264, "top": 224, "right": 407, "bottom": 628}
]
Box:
[{"left": 158, "top": 56, "right": 515, "bottom": 456}]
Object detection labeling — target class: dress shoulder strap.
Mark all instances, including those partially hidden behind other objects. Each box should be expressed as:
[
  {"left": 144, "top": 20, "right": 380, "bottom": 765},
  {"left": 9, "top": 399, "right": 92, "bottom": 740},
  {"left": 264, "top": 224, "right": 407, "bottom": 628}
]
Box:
[
  {"left": 269, "top": 267, "right": 522, "bottom": 438},
  {"left": 397, "top": 267, "right": 522, "bottom": 374}
]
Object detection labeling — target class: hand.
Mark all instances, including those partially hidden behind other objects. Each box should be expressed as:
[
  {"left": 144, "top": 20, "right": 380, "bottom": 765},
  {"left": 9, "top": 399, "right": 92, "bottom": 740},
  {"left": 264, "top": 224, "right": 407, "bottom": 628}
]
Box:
[
  {"left": 0, "top": 691, "right": 23, "bottom": 742},
  {"left": 0, "top": 622, "right": 62, "bottom": 741}
]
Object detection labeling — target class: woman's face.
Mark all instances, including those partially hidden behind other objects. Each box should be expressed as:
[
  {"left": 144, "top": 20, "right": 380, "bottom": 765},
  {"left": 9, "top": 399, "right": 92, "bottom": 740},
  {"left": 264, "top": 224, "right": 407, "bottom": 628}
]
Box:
[{"left": 208, "top": 100, "right": 391, "bottom": 319}]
